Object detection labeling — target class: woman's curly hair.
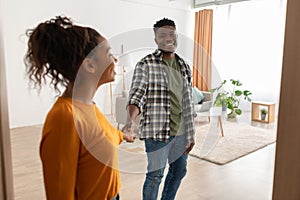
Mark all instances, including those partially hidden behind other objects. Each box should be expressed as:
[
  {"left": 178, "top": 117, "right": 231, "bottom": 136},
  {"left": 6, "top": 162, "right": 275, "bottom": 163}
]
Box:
[{"left": 24, "top": 16, "right": 102, "bottom": 94}]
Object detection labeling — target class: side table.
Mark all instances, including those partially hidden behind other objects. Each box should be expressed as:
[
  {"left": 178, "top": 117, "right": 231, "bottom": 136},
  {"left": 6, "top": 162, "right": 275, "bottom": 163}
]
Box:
[{"left": 251, "top": 101, "right": 275, "bottom": 123}]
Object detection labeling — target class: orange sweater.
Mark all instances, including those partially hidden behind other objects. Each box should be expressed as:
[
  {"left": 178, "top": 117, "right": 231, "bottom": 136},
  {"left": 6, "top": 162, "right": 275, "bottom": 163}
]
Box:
[{"left": 40, "top": 97, "right": 123, "bottom": 200}]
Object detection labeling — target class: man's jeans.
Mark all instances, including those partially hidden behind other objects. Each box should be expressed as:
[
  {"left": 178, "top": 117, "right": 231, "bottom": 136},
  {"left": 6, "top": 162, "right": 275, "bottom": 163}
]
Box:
[{"left": 142, "top": 135, "right": 188, "bottom": 200}]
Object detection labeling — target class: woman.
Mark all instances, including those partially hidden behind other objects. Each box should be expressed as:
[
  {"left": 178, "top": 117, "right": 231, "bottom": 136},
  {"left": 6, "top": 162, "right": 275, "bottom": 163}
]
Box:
[{"left": 24, "top": 16, "right": 135, "bottom": 200}]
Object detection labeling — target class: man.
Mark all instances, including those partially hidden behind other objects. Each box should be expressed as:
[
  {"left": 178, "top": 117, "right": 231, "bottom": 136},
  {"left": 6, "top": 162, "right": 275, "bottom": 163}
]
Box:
[{"left": 125, "top": 18, "right": 195, "bottom": 200}]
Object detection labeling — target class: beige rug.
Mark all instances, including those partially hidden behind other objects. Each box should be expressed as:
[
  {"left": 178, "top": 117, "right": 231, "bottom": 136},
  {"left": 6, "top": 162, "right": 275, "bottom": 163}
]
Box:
[{"left": 190, "top": 119, "right": 277, "bottom": 165}]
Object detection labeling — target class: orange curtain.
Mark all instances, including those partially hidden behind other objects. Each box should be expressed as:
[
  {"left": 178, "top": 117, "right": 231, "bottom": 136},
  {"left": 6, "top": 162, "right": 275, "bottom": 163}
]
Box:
[{"left": 193, "top": 9, "right": 213, "bottom": 91}]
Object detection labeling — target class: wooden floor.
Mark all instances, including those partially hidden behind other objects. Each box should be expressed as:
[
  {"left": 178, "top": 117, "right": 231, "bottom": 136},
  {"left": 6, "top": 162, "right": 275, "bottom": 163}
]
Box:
[{"left": 10, "top": 112, "right": 277, "bottom": 200}]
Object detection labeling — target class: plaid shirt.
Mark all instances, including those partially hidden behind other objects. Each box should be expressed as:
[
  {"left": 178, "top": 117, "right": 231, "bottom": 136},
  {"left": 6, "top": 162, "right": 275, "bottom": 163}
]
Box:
[{"left": 128, "top": 49, "right": 195, "bottom": 145}]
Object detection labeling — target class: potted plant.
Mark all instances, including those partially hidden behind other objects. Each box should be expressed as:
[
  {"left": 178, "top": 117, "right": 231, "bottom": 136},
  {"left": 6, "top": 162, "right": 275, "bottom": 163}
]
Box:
[
  {"left": 213, "top": 92, "right": 228, "bottom": 111},
  {"left": 210, "top": 79, "right": 252, "bottom": 118},
  {"left": 260, "top": 108, "right": 268, "bottom": 120}
]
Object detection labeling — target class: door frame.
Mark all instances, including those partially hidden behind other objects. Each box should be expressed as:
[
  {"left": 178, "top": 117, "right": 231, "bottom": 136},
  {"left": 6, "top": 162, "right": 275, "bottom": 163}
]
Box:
[
  {"left": 272, "top": 0, "right": 300, "bottom": 199},
  {"left": 0, "top": 0, "right": 15, "bottom": 198}
]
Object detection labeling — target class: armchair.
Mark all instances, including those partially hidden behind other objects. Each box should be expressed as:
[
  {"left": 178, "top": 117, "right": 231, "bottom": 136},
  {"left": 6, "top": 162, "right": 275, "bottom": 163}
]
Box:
[
  {"left": 193, "top": 88, "right": 224, "bottom": 137},
  {"left": 193, "top": 88, "right": 213, "bottom": 113},
  {"left": 194, "top": 92, "right": 212, "bottom": 112}
]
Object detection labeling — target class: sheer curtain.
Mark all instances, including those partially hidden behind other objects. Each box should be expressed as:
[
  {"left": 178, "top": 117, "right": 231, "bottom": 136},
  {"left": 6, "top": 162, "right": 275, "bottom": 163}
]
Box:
[{"left": 211, "top": 0, "right": 287, "bottom": 110}]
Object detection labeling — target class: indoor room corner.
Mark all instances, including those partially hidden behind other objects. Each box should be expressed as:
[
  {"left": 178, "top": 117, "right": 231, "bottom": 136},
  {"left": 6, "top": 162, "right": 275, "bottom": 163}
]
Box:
[{"left": 1, "top": 0, "right": 300, "bottom": 199}]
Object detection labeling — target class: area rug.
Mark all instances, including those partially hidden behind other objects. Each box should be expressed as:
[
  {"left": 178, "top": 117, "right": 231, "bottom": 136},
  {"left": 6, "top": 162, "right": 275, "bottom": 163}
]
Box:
[{"left": 190, "top": 119, "right": 277, "bottom": 165}]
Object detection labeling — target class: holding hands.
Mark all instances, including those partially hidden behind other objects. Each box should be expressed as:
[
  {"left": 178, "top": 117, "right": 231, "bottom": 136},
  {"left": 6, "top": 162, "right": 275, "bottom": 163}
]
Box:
[
  {"left": 122, "top": 121, "right": 136, "bottom": 143},
  {"left": 122, "top": 105, "right": 140, "bottom": 143}
]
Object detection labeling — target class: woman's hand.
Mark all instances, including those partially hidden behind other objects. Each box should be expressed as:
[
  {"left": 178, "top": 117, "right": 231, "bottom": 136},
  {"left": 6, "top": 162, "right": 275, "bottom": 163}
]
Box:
[{"left": 123, "top": 131, "right": 136, "bottom": 143}]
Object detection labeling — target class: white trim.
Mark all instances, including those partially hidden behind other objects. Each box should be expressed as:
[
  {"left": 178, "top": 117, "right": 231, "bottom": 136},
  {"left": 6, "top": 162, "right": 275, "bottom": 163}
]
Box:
[{"left": 193, "top": 0, "right": 252, "bottom": 8}]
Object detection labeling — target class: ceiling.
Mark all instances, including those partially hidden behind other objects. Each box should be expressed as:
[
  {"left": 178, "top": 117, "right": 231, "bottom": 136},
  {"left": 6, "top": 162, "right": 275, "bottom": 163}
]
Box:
[
  {"left": 193, "top": 0, "right": 252, "bottom": 8},
  {"left": 120, "top": 0, "right": 193, "bottom": 11}
]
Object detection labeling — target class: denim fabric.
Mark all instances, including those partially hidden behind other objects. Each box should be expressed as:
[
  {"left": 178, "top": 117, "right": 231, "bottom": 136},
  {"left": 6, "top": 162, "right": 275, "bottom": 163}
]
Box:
[{"left": 142, "top": 135, "right": 188, "bottom": 200}]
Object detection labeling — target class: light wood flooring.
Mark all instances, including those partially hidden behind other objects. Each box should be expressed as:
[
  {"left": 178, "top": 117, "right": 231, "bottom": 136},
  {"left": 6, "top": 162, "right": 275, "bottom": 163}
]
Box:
[{"left": 10, "top": 112, "right": 277, "bottom": 200}]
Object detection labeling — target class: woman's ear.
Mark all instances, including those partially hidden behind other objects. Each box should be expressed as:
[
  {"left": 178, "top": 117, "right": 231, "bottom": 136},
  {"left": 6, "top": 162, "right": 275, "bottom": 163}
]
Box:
[{"left": 82, "top": 58, "right": 96, "bottom": 74}]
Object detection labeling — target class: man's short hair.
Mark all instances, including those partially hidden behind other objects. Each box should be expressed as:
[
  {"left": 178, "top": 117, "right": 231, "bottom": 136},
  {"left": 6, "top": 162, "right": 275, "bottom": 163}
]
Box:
[{"left": 153, "top": 18, "right": 176, "bottom": 33}]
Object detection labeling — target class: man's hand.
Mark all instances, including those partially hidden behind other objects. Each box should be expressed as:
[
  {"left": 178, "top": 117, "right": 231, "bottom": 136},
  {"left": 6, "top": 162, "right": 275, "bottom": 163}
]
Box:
[
  {"left": 122, "top": 122, "right": 133, "bottom": 133},
  {"left": 122, "top": 122, "right": 136, "bottom": 143},
  {"left": 184, "top": 142, "right": 195, "bottom": 155},
  {"left": 121, "top": 104, "right": 140, "bottom": 143},
  {"left": 123, "top": 131, "right": 136, "bottom": 143}
]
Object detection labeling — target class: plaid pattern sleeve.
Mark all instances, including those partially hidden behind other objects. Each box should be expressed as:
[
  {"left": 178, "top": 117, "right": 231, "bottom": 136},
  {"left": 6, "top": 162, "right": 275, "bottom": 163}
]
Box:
[
  {"left": 179, "top": 58, "right": 195, "bottom": 146},
  {"left": 128, "top": 61, "right": 149, "bottom": 112}
]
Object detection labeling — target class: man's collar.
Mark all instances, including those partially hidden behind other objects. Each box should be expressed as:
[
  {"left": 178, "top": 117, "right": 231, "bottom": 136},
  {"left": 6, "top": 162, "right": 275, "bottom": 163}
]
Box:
[
  {"left": 154, "top": 49, "right": 163, "bottom": 57},
  {"left": 157, "top": 49, "right": 186, "bottom": 67},
  {"left": 154, "top": 49, "right": 178, "bottom": 59}
]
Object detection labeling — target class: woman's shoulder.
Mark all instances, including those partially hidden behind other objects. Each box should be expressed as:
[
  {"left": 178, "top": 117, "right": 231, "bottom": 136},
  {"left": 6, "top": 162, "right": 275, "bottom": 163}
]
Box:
[
  {"left": 45, "top": 97, "right": 74, "bottom": 121},
  {"left": 49, "top": 97, "right": 72, "bottom": 113}
]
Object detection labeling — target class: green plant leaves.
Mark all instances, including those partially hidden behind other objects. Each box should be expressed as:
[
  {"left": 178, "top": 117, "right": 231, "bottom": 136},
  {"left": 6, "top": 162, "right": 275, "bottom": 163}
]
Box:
[
  {"left": 260, "top": 108, "right": 268, "bottom": 114},
  {"left": 210, "top": 79, "right": 252, "bottom": 117},
  {"left": 235, "top": 90, "right": 242, "bottom": 96},
  {"left": 230, "top": 79, "right": 242, "bottom": 86},
  {"left": 235, "top": 108, "right": 242, "bottom": 115}
]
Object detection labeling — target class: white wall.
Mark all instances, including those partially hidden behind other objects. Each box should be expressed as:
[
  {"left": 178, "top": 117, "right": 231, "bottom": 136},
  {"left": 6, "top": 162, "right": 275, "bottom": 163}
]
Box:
[
  {"left": 1, "top": 0, "right": 194, "bottom": 128},
  {"left": 2, "top": 0, "right": 287, "bottom": 127},
  {"left": 211, "top": 0, "right": 287, "bottom": 111}
]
